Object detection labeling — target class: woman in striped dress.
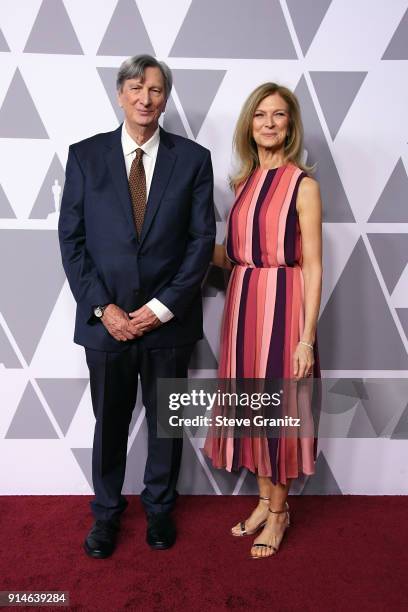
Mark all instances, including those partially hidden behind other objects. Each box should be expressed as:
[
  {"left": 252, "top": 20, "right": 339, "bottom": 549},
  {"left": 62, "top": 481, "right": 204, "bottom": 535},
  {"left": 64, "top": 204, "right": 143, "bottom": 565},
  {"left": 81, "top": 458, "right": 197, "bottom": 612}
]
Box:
[{"left": 204, "top": 83, "right": 323, "bottom": 559}]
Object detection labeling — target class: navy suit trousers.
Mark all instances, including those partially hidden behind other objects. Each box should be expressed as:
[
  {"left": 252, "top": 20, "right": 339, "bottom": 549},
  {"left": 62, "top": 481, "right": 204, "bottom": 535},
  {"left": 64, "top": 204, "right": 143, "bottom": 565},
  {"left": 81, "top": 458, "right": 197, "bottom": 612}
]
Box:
[{"left": 85, "top": 340, "right": 194, "bottom": 519}]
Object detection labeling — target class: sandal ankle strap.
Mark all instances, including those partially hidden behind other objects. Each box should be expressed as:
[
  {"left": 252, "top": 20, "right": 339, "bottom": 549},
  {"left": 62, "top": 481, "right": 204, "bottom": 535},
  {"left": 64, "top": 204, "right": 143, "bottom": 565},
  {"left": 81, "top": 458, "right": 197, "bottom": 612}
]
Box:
[
  {"left": 259, "top": 496, "right": 270, "bottom": 501},
  {"left": 269, "top": 501, "right": 290, "bottom": 514}
]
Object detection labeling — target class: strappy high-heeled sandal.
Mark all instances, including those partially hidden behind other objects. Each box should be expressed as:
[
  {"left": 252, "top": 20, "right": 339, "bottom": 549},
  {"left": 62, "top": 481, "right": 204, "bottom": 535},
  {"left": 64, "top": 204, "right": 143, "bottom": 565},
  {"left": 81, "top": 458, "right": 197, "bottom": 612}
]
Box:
[
  {"left": 250, "top": 501, "right": 290, "bottom": 559},
  {"left": 231, "top": 496, "right": 271, "bottom": 537}
]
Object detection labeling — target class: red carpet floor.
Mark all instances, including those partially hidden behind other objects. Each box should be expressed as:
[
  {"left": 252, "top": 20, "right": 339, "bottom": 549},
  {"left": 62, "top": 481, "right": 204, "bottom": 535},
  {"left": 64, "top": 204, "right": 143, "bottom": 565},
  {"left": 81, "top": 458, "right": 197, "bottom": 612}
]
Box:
[{"left": 0, "top": 495, "right": 407, "bottom": 611}]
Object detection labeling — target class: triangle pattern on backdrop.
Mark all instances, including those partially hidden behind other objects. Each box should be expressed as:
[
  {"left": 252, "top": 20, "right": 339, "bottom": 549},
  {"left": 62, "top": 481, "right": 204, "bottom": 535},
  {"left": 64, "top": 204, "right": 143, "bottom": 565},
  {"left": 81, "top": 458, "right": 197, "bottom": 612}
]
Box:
[
  {"left": 29, "top": 154, "right": 66, "bottom": 218},
  {"left": 97, "top": 67, "right": 122, "bottom": 123},
  {"left": 200, "top": 449, "right": 241, "bottom": 495},
  {"left": 323, "top": 379, "right": 362, "bottom": 417},
  {"left": 71, "top": 448, "right": 93, "bottom": 489},
  {"left": 170, "top": 0, "right": 297, "bottom": 59},
  {"left": 396, "top": 308, "right": 408, "bottom": 341},
  {"left": 189, "top": 335, "right": 218, "bottom": 370},
  {"left": 6, "top": 382, "right": 58, "bottom": 439},
  {"left": 347, "top": 402, "right": 377, "bottom": 438},
  {"left": 178, "top": 435, "right": 217, "bottom": 494},
  {"left": 382, "top": 8, "right": 408, "bottom": 60},
  {"left": 23, "top": 0, "right": 83, "bottom": 54},
  {"left": 36, "top": 378, "right": 89, "bottom": 435},
  {"left": 0, "top": 324, "right": 21, "bottom": 368},
  {"left": 368, "top": 233, "right": 408, "bottom": 294},
  {"left": 162, "top": 95, "right": 188, "bottom": 138},
  {"left": 238, "top": 468, "right": 261, "bottom": 495},
  {"left": 97, "top": 0, "right": 154, "bottom": 56},
  {"left": 213, "top": 185, "right": 225, "bottom": 222},
  {"left": 172, "top": 69, "right": 226, "bottom": 138},
  {"left": 0, "top": 69, "right": 49, "bottom": 139},
  {"left": 0, "top": 230, "right": 66, "bottom": 364},
  {"left": 0, "top": 28, "right": 10, "bottom": 52},
  {"left": 286, "top": 0, "right": 332, "bottom": 56},
  {"left": 368, "top": 159, "right": 408, "bottom": 222},
  {"left": 391, "top": 402, "right": 408, "bottom": 439},
  {"left": 310, "top": 71, "right": 367, "bottom": 140},
  {"left": 127, "top": 387, "right": 144, "bottom": 439},
  {"left": 0, "top": 184, "right": 16, "bottom": 218},
  {"left": 318, "top": 238, "right": 408, "bottom": 369},
  {"left": 328, "top": 378, "right": 369, "bottom": 400},
  {"left": 295, "top": 76, "right": 354, "bottom": 222},
  {"left": 362, "top": 380, "right": 408, "bottom": 437},
  {"left": 301, "top": 451, "right": 342, "bottom": 494}
]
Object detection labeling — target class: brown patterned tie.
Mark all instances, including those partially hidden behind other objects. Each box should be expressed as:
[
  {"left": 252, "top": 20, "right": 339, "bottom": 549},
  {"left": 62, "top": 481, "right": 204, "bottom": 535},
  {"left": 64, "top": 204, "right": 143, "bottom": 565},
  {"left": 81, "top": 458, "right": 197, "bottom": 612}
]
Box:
[{"left": 129, "top": 148, "right": 146, "bottom": 238}]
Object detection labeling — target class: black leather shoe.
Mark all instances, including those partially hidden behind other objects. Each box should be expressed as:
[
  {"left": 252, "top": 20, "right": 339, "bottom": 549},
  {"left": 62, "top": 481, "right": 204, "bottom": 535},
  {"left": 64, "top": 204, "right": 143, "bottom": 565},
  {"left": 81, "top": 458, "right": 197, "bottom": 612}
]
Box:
[
  {"left": 146, "top": 512, "right": 176, "bottom": 550},
  {"left": 84, "top": 519, "right": 120, "bottom": 559}
]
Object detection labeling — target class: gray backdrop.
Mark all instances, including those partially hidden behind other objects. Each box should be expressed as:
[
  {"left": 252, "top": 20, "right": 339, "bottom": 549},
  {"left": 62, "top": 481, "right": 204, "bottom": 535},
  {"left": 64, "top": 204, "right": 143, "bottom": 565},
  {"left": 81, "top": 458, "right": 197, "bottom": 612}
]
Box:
[{"left": 0, "top": 0, "right": 408, "bottom": 495}]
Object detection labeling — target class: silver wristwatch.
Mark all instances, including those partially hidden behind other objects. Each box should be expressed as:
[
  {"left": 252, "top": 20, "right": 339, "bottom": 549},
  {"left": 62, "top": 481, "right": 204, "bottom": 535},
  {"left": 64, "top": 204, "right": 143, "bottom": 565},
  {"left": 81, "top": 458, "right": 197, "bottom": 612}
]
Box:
[{"left": 93, "top": 305, "right": 107, "bottom": 319}]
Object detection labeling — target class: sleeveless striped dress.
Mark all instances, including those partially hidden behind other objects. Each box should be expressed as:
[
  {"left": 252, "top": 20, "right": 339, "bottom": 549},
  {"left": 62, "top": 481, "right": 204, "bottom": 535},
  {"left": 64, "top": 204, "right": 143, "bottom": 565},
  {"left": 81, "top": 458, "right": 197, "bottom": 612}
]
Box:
[{"left": 204, "top": 163, "right": 320, "bottom": 484}]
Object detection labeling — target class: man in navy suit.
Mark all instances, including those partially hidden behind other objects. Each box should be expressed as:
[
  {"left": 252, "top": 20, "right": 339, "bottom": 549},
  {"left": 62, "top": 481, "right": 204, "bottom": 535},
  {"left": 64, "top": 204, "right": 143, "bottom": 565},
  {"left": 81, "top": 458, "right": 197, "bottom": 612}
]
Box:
[{"left": 58, "top": 55, "right": 215, "bottom": 557}]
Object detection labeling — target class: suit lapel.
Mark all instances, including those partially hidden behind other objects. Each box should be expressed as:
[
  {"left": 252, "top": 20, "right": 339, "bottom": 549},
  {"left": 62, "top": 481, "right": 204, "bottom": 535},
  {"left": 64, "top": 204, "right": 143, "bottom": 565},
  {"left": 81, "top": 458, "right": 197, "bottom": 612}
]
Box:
[
  {"left": 104, "top": 125, "right": 177, "bottom": 246},
  {"left": 105, "top": 125, "right": 137, "bottom": 240},
  {"left": 139, "top": 128, "right": 177, "bottom": 248}
]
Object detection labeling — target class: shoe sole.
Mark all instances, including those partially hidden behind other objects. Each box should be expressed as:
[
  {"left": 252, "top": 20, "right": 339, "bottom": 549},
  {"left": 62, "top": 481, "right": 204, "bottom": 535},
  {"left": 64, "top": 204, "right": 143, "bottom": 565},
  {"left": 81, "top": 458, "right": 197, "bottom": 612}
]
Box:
[
  {"left": 83, "top": 541, "right": 113, "bottom": 559},
  {"left": 146, "top": 538, "right": 176, "bottom": 550}
]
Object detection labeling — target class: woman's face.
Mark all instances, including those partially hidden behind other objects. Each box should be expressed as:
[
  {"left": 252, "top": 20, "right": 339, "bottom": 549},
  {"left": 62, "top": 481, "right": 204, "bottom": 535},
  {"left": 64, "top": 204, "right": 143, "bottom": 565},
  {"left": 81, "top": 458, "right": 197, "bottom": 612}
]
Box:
[{"left": 252, "top": 93, "right": 290, "bottom": 151}]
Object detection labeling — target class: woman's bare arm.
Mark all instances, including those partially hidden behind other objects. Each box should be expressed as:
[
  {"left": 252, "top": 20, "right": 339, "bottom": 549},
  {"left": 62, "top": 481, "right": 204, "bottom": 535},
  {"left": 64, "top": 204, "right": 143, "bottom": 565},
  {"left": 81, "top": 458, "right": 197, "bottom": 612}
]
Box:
[
  {"left": 293, "top": 176, "right": 323, "bottom": 378},
  {"left": 212, "top": 244, "right": 233, "bottom": 270}
]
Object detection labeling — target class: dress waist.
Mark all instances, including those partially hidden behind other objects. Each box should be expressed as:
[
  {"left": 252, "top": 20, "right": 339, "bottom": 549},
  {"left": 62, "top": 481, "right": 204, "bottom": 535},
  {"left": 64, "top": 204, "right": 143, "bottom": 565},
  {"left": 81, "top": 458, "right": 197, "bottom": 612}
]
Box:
[{"left": 233, "top": 263, "right": 300, "bottom": 269}]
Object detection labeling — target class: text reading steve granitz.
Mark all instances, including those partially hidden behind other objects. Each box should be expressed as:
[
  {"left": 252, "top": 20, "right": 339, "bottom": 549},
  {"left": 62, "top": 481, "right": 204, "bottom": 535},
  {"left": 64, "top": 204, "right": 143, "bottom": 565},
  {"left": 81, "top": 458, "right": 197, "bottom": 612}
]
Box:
[{"left": 165, "top": 389, "right": 301, "bottom": 428}]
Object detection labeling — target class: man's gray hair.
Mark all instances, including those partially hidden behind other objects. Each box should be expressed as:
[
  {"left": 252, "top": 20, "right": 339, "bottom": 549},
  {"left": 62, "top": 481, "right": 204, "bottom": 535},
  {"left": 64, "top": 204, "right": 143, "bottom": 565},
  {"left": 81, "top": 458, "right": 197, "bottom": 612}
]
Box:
[{"left": 116, "top": 54, "right": 173, "bottom": 100}]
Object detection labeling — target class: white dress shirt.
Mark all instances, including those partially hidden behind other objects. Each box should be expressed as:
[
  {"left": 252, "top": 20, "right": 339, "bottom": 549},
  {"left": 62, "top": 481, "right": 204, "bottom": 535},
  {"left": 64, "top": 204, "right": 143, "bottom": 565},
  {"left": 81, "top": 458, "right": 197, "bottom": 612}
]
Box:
[{"left": 121, "top": 122, "right": 174, "bottom": 323}]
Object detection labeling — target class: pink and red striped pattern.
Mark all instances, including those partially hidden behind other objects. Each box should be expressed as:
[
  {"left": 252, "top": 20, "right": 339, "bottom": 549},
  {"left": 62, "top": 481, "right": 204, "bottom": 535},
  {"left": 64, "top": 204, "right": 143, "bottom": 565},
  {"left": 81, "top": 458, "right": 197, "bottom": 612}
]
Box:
[{"left": 204, "top": 164, "right": 320, "bottom": 483}]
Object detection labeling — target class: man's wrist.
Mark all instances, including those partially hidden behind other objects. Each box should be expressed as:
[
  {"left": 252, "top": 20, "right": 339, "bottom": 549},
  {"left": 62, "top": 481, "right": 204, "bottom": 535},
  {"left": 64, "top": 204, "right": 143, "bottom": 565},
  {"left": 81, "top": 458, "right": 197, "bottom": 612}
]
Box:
[
  {"left": 147, "top": 298, "right": 174, "bottom": 323},
  {"left": 93, "top": 304, "right": 109, "bottom": 319}
]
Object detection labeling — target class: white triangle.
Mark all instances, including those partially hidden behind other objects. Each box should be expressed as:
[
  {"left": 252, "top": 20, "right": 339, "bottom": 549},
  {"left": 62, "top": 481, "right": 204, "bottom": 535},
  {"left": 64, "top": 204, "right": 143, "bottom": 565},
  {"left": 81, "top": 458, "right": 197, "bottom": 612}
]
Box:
[
  {"left": 65, "top": 384, "right": 95, "bottom": 448},
  {"left": 17, "top": 59, "right": 115, "bottom": 147},
  {"left": 0, "top": 0, "right": 48, "bottom": 53},
  {"left": 132, "top": 0, "right": 192, "bottom": 57},
  {"left": 61, "top": 0, "right": 118, "bottom": 55},
  {"left": 306, "top": 1, "right": 401, "bottom": 64},
  {"left": 0, "top": 368, "right": 27, "bottom": 437},
  {"left": 0, "top": 140, "right": 52, "bottom": 219},
  {"left": 317, "top": 438, "right": 408, "bottom": 494},
  {"left": 0, "top": 441, "right": 89, "bottom": 493},
  {"left": 30, "top": 281, "right": 88, "bottom": 378}
]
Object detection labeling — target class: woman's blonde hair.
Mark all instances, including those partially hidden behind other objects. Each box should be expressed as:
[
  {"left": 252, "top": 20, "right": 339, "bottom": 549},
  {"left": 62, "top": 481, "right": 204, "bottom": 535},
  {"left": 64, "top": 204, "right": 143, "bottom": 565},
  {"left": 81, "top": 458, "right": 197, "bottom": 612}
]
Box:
[{"left": 230, "top": 82, "right": 315, "bottom": 190}]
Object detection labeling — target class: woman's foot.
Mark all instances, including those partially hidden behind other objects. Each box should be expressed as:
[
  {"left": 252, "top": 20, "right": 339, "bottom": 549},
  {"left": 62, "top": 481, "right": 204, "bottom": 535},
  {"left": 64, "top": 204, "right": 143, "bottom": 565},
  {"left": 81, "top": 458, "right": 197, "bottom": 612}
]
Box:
[
  {"left": 231, "top": 496, "right": 270, "bottom": 537},
  {"left": 250, "top": 503, "right": 290, "bottom": 558}
]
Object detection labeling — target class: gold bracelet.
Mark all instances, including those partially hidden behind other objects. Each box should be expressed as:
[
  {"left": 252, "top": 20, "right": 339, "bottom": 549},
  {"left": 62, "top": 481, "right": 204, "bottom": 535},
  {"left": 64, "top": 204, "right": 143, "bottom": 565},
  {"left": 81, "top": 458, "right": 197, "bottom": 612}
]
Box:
[{"left": 299, "top": 340, "right": 314, "bottom": 350}]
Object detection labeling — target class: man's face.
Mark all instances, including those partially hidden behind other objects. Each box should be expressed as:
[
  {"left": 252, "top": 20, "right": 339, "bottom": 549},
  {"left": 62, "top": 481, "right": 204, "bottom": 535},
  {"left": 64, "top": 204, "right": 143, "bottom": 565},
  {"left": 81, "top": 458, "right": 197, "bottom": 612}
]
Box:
[{"left": 118, "top": 66, "right": 167, "bottom": 131}]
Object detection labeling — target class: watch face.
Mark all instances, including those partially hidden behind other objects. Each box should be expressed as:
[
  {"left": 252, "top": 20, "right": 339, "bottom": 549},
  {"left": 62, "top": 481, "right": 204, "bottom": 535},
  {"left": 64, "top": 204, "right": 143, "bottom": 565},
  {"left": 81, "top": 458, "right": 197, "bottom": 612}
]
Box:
[{"left": 94, "top": 306, "right": 103, "bottom": 318}]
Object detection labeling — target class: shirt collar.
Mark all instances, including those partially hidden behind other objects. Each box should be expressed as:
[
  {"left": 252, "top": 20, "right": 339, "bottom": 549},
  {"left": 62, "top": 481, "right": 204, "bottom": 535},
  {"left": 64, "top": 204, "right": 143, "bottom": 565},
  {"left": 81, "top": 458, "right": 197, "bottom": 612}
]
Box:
[{"left": 121, "top": 122, "right": 160, "bottom": 158}]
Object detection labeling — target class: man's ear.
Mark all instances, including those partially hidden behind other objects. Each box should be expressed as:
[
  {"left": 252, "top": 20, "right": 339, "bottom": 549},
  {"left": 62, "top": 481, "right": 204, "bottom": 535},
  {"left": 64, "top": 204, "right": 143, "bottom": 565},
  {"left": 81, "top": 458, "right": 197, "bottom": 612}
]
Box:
[{"left": 117, "top": 88, "right": 123, "bottom": 108}]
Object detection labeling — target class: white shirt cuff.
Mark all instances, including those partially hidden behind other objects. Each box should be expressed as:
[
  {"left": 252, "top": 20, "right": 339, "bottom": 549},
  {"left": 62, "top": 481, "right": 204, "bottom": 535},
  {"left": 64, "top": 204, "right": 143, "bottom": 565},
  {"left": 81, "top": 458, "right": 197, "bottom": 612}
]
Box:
[{"left": 146, "top": 298, "right": 174, "bottom": 323}]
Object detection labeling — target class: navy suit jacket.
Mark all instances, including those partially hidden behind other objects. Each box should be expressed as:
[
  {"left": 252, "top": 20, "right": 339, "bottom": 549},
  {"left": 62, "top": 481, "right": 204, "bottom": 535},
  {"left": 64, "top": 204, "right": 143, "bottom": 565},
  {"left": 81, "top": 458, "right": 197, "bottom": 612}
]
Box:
[{"left": 58, "top": 125, "right": 216, "bottom": 351}]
